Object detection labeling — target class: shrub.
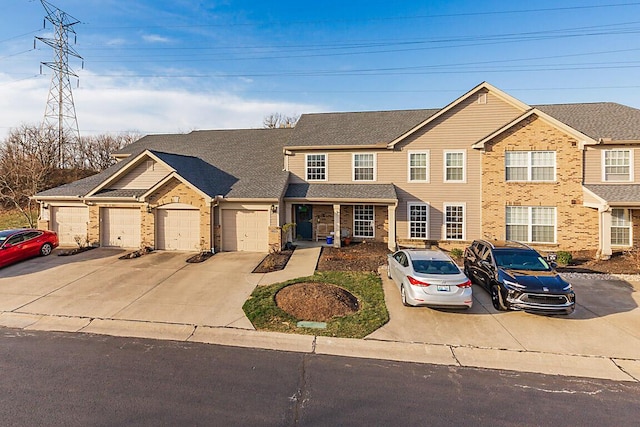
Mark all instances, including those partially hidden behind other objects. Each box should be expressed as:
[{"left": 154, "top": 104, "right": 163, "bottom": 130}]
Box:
[
  {"left": 450, "top": 248, "right": 463, "bottom": 259},
  {"left": 556, "top": 251, "right": 573, "bottom": 266}
]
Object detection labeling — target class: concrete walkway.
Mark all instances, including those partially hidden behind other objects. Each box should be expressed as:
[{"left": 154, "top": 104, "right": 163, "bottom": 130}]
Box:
[{"left": 1, "top": 246, "right": 639, "bottom": 383}]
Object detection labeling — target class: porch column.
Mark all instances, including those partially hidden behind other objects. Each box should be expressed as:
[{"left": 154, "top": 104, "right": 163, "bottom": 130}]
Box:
[
  {"left": 599, "top": 208, "right": 613, "bottom": 259},
  {"left": 333, "top": 204, "right": 341, "bottom": 248},
  {"left": 387, "top": 204, "right": 397, "bottom": 252}
]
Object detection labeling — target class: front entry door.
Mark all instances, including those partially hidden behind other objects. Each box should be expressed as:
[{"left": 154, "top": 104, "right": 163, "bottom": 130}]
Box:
[{"left": 295, "top": 205, "right": 313, "bottom": 240}]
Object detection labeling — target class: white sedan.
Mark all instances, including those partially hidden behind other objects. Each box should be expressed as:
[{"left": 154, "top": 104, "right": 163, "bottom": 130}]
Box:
[{"left": 387, "top": 249, "right": 472, "bottom": 309}]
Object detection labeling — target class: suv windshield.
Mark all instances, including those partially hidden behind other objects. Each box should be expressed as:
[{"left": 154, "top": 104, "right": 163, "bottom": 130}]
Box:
[
  {"left": 412, "top": 260, "right": 460, "bottom": 275},
  {"left": 493, "top": 249, "right": 551, "bottom": 271}
]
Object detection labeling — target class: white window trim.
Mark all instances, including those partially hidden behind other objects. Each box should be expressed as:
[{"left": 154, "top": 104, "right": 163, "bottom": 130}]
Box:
[
  {"left": 505, "top": 206, "right": 557, "bottom": 244},
  {"left": 353, "top": 205, "right": 375, "bottom": 238},
  {"left": 305, "top": 153, "right": 328, "bottom": 182},
  {"left": 505, "top": 151, "right": 557, "bottom": 182},
  {"left": 443, "top": 202, "right": 466, "bottom": 241},
  {"left": 407, "top": 150, "right": 430, "bottom": 183},
  {"left": 443, "top": 150, "right": 466, "bottom": 183},
  {"left": 407, "top": 202, "right": 430, "bottom": 240},
  {"left": 601, "top": 149, "right": 634, "bottom": 182},
  {"left": 352, "top": 153, "right": 377, "bottom": 182},
  {"left": 611, "top": 208, "right": 633, "bottom": 247}
]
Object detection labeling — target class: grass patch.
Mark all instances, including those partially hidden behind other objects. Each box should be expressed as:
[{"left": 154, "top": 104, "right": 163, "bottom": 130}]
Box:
[
  {"left": 0, "top": 209, "right": 37, "bottom": 230},
  {"left": 242, "top": 271, "right": 389, "bottom": 339}
]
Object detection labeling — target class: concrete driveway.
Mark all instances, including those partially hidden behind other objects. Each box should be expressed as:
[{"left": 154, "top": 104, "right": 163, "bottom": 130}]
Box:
[
  {"left": 370, "top": 272, "right": 640, "bottom": 361},
  {"left": 0, "top": 248, "right": 266, "bottom": 330}
]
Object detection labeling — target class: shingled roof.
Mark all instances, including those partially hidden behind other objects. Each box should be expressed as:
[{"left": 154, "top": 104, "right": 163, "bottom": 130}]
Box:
[
  {"left": 535, "top": 103, "right": 640, "bottom": 141},
  {"left": 287, "top": 109, "right": 439, "bottom": 147},
  {"left": 584, "top": 184, "right": 640, "bottom": 205},
  {"left": 37, "top": 128, "right": 292, "bottom": 200}
]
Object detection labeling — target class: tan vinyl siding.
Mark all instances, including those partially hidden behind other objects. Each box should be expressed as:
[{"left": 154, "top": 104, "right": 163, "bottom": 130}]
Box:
[
  {"left": 112, "top": 159, "right": 170, "bottom": 189},
  {"left": 286, "top": 89, "right": 523, "bottom": 244},
  {"left": 584, "top": 146, "right": 638, "bottom": 184}
]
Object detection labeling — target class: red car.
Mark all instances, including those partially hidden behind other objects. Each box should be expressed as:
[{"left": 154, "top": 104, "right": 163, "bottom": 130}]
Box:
[{"left": 0, "top": 228, "right": 59, "bottom": 268}]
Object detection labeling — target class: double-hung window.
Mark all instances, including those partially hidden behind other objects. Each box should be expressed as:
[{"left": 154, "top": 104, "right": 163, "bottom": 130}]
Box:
[
  {"left": 611, "top": 208, "right": 632, "bottom": 246},
  {"left": 408, "top": 203, "right": 429, "bottom": 239},
  {"left": 603, "top": 150, "right": 632, "bottom": 182},
  {"left": 353, "top": 205, "right": 375, "bottom": 238},
  {"left": 306, "top": 154, "right": 327, "bottom": 181},
  {"left": 353, "top": 153, "right": 375, "bottom": 181},
  {"left": 505, "top": 151, "right": 556, "bottom": 182},
  {"left": 506, "top": 206, "right": 556, "bottom": 243},
  {"left": 408, "top": 151, "right": 429, "bottom": 182},
  {"left": 444, "top": 204, "right": 465, "bottom": 240},
  {"left": 444, "top": 151, "right": 465, "bottom": 182}
]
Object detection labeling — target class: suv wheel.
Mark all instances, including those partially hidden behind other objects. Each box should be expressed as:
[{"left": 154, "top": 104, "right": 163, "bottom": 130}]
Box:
[{"left": 490, "top": 284, "right": 509, "bottom": 311}]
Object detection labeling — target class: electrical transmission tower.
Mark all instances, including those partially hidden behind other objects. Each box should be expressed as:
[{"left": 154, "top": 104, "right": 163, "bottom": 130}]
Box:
[{"left": 35, "top": 0, "right": 83, "bottom": 168}]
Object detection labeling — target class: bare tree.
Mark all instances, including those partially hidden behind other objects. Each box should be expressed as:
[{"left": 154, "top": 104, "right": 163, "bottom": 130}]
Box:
[
  {"left": 77, "top": 132, "right": 140, "bottom": 171},
  {"left": 263, "top": 113, "right": 300, "bottom": 129},
  {"left": 0, "top": 124, "right": 140, "bottom": 226},
  {"left": 0, "top": 125, "right": 58, "bottom": 226}
]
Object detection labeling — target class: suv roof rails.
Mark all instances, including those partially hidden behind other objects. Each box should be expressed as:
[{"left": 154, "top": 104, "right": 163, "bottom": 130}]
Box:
[{"left": 476, "top": 239, "right": 534, "bottom": 250}]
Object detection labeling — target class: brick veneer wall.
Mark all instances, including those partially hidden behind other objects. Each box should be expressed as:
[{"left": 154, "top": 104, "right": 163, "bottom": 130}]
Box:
[{"left": 481, "top": 115, "right": 599, "bottom": 252}]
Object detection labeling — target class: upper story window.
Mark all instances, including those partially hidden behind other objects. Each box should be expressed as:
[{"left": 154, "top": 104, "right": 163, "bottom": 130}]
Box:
[
  {"left": 306, "top": 153, "right": 327, "bottom": 181},
  {"left": 505, "top": 151, "right": 556, "bottom": 182},
  {"left": 353, "top": 153, "right": 375, "bottom": 181},
  {"left": 603, "top": 149, "right": 632, "bottom": 182},
  {"left": 444, "top": 151, "right": 466, "bottom": 182},
  {"left": 408, "top": 151, "right": 429, "bottom": 182}
]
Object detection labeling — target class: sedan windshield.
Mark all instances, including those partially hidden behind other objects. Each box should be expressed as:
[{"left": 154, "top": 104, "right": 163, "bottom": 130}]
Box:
[
  {"left": 412, "top": 260, "right": 460, "bottom": 275},
  {"left": 494, "top": 250, "right": 551, "bottom": 271}
]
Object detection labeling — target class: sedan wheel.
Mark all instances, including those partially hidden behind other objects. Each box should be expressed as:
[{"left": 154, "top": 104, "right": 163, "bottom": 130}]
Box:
[
  {"left": 40, "top": 243, "right": 53, "bottom": 256},
  {"left": 400, "top": 285, "right": 411, "bottom": 307},
  {"left": 490, "top": 284, "right": 508, "bottom": 311},
  {"left": 387, "top": 266, "right": 392, "bottom": 279}
]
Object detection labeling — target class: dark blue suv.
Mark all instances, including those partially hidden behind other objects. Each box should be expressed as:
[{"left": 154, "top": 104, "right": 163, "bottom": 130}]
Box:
[{"left": 463, "top": 240, "right": 575, "bottom": 315}]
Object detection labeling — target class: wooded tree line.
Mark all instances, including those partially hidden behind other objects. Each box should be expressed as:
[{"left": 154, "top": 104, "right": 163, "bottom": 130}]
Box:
[{"left": 0, "top": 124, "right": 139, "bottom": 226}]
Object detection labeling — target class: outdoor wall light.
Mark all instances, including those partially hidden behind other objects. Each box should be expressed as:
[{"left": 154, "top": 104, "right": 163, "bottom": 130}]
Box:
[{"left": 271, "top": 205, "right": 278, "bottom": 213}]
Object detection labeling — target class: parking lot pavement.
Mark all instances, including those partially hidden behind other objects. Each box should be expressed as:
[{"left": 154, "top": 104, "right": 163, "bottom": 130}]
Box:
[
  {"left": 0, "top": 248, "right": 265, "bottom": 330},
  {"left": 371, "top": 273, "right": 640, "bottom": 361}
]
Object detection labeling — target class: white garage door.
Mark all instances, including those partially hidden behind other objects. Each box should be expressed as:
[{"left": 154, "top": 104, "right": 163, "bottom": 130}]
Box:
[
  {"left": 222, "top": 209, "right": 269, "bottom": 252},
  {"left": 51, "top": 206, "right": 89, "bottom": 246},
  {"left": 156, "top": 209, "right": 200, "bottom": 251},
  {"left": 101, "top": 207, "right": 141, "bottom": 248}
]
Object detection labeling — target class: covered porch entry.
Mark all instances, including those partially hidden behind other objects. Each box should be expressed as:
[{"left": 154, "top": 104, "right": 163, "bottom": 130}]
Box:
[{"left": 284, "top": 183, "right": 398, "bottom": 251}]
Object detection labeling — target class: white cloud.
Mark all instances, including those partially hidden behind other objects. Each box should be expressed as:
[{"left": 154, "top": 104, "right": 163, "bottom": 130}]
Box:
[
  {"left": 141, "top": 34, "right": 172, "bottom": 44},
  {"left": 0, "top": 72, "right": 322, "bottom": 139}
]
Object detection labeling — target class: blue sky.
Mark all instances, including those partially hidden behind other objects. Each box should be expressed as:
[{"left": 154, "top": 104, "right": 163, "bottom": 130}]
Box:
[{"left": 1, "top": 0, "right": 640, "bottom": 137}]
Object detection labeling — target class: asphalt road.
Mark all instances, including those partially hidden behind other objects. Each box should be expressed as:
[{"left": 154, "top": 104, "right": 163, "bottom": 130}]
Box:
[{"left": 1, "top": 328, "right": 639, "bottom": 426}]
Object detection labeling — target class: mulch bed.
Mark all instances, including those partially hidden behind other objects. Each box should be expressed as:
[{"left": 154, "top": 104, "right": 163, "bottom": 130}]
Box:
[
  {"left": 317, "top": 241, "right": 390, "bottom": 272},
  {"left": 558, "top": 252, "right": 640, "bottom": 275},
  {"left": 275, "top": 282, "right": 359, "bottom": 322},
  {"left": 186, "top": 251, "right": 214, "bottom": 263},
  {"left": 118, "top": 247, "right": 153, "bottom": 260},
  {"left": 253, "top": 248, "right": 295, "bottom": 273},
  {"left": 57, "top": 246, "right": 96, "bottom": 256}
]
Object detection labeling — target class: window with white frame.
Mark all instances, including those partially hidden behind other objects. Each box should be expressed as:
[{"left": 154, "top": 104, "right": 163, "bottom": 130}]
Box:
[
  {"left": 408, "top": 151, "right": 429, "bottom": 182},
  {"left": 444, "top": 151, "right": 465, "bottom": 182},
  {"left": 353, "top": 205, "right": 374, "bottom": 238},
  {"left": 408, "top": 203, "right": 429, "bottom": 239},
  {"left": 444, "top": 204, "right": 465, "bottom": 240},
  {"left": 603, "top": 150, "right": 632, "bottom": 182},
  {"left": 353, "top": 153, "right": 375, "bottom": 181},
  {"left": 506, "top": 206, "right": 556, "bottom": 243},
  {"left": 306, "top": 154, "right": 327, "bottom": 181},
  {"left": 611, "top": 208, "right": 632, "bottom": 246},
  {"left": 505, "top": 151, "right": 556, "bottom": 182}
]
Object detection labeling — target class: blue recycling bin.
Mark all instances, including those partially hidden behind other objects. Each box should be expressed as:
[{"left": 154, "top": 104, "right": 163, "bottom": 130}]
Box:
[{"left": 326, "top": 236, "right": 333, "bottom": 245}]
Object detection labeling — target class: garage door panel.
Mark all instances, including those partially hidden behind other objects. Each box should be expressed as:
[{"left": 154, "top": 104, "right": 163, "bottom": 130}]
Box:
[
  {"left": 222, "top": 209, "right": 268, "bottom": 252},
  {"left": 156, "top": 209, "right": 200, "bottom": 251},
  {"left": 52, "top": 206, "right": 89, "bottom": 246},
  {"left": 101, "top": 208, "right": 141, "bottom": 248}
]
